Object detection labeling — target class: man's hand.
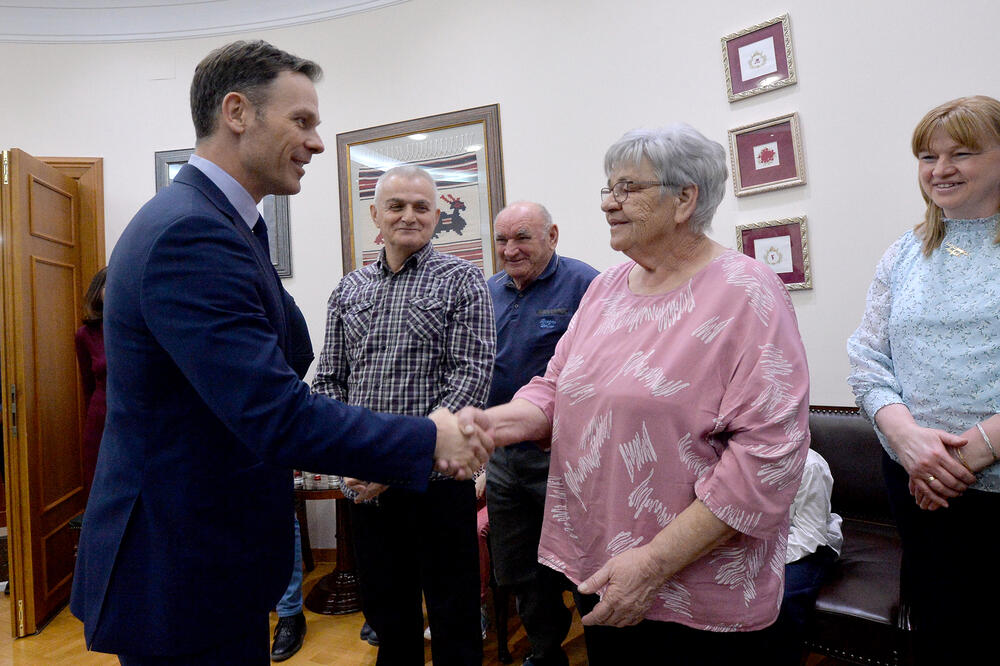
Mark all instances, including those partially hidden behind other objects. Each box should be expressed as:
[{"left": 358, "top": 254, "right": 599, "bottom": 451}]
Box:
[
  {"left": 430, "top": 407, "right": 493, "bottom": 480},
  {"left": 343, "top": 478, "right": 388, "bottom": 503}
]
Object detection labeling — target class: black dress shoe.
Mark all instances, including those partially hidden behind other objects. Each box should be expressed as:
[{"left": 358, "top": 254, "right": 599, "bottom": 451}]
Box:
[
  {"left": 359, "top": 621, "right": 379, "bottom": 646},
  {"left": 271, "top": 612, "right": 306, "bottom": 662},
  {"left": 523, "top": 651, "right": 569, "bottom": 666}
]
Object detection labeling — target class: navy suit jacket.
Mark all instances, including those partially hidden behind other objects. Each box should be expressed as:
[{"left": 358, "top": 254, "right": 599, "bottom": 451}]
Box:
[{"left": 70, "top": 165, "right": 436, "bottom": 656}]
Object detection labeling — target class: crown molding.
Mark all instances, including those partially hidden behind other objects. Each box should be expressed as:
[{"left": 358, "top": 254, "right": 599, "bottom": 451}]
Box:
[{"left": 0, "top": 0, "right": 407, "bottom": 44}]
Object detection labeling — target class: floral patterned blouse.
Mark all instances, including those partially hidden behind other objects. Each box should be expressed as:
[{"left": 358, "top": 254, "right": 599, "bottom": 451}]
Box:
[
  {"left": 515, "top": 251, "right": 810, "bottom": 631},
  {"left": 847, "top": 215, "right": 1000, "bottom": 492}
]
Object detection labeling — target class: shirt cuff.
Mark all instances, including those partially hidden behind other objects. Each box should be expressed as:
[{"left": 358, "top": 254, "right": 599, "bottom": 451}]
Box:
[
  {"left": 859, "top": 387, "right": 904, "bottom": 423},
  {"left": 512, "top": 379, "right": 556, "bottom": 423}
]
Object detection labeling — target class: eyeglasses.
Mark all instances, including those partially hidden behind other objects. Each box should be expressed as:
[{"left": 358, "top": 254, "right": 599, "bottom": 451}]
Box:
[{"left": 600, "top": 180, "right": 665, "bottom": 204}]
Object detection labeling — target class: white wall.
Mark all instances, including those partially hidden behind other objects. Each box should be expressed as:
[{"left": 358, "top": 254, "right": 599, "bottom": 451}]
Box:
[{"left": 2, "top": 0, "right": 997, "bottom": 544}]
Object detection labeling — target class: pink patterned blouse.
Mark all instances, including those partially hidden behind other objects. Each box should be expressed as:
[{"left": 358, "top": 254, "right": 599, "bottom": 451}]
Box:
[{"left": 515, "top": 251, "right": 810, "bottom": 631}]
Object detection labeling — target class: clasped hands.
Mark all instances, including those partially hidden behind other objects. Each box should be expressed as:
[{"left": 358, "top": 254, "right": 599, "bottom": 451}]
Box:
[
  {"left": 890, "top": 422, "right": 975, "bottom": 511},
  {"left": 430, "top": 406, "right": 494, "bottom": 480}
]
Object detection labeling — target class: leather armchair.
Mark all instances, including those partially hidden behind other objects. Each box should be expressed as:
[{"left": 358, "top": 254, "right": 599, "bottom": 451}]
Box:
[{"left": 804, "top": 406, "right": 911, "bottom": 666}]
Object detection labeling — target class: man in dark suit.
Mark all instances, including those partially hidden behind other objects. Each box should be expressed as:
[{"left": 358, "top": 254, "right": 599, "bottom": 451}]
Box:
[{"left": 70, "top": 40, "right": 490, "bottom": 665}]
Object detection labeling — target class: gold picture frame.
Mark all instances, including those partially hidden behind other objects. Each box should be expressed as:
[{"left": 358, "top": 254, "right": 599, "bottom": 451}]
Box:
[
  {"left": 728, "top": 112, "right": 806, "bottom": 197},
  {"left": 722, "top": 14, "right": 797, "bottom": 102},
  {"left": 736, "top": 216, "right": 812, "bottom": 290},
  {"left": 335, "top": 105, "right": 505, "bottom": 275}
]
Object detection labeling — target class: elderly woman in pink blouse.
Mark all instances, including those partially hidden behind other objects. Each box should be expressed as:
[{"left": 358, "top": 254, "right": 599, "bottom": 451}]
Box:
[{"left": 480, "top": 125, "right": 810, "bottom": 664}]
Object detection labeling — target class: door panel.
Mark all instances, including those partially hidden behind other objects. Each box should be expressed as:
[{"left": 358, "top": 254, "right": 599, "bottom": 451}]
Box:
[
  {"left": 1, "top": 148, "right": 94, "bottom": 635},
  {"left": 29, "top": 176, "right": 77, "bottom": 245},
  {"left": 32, "top": 257, "right": 84, "bottom": 506}
]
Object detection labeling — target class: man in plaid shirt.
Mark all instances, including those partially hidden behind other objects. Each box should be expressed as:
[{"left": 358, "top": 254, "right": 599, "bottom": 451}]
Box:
[{"left": 312, "top": 165, "right": 495, "bottom": 664}]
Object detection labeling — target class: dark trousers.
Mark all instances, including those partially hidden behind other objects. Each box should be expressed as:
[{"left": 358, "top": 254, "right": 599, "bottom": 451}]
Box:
[
  {"left": 774, "top": 546, "right": 838, "bottom": 666},
  {"left": 350, "top": 480, "right": 482, "bottom": 666},
  {"left": 117, "top": 614, "right": 269, "bottom": 665},
  {"left": 574, "top": 590, "right": 780, "bottom": 665},
  {"left": 884, "top": 453, "right": 1000, "bottom": 665},
  {"left": 487, "top": 446, "right": 572, "bottom": 664}
]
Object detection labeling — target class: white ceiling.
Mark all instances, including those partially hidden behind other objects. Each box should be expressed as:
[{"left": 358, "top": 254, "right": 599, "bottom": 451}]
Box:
[{"left": 0, "top": 0, "right": 407, "bottom": 43}]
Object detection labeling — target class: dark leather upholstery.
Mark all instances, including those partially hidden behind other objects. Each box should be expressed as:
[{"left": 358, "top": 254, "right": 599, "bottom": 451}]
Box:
[
  {"left": 804, "top": 406, "right": 911, "bottom": 666},
  {"left": 810, "top": 409, "right": 893, "bottom": 523}
]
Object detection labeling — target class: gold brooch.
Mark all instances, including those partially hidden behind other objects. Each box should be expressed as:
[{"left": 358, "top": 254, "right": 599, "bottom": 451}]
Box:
[{"left": 944, "top": 242, "right": 969, "bottom": 257}]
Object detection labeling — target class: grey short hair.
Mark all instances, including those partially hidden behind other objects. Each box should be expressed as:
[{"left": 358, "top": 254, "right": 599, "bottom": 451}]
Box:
[
  {"left": 603, "top": 124, "right": 728, "bottom": 233},
  {"left": 496, "top": 200, "right": 553, "bottom": 230},
  {"left": 373, "top": 165, "right": 439, "bottom": 205}
]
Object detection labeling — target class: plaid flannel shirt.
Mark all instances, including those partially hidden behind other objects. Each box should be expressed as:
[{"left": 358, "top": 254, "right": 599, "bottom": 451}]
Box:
[{"left": 312, "top": 243, "right": 495, "bottom": 486}]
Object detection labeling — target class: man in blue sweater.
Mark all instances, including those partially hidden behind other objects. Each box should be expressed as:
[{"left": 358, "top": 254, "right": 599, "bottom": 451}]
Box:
[{"left": 486, "top": 201, "right": 598, "bottom": 666}]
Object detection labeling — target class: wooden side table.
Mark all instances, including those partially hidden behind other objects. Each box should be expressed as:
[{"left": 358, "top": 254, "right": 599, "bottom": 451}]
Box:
[{"left": 294, "top": 488, "right": 362, "bottom": 615}]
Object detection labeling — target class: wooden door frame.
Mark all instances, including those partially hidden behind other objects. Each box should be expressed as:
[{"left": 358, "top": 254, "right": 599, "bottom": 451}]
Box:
[{"left": 1, "top": 155, "right": 104, "bottom": 637}]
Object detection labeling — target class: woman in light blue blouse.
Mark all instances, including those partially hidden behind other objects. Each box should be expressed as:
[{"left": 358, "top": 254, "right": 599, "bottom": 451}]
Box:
[{"left": 848, "top": 95, "right": 1000, "bottom": 665}]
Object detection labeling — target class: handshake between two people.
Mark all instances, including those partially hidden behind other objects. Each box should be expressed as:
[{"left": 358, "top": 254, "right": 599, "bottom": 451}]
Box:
[
  {"left": 343, "top": 407, "right": 494, "bottom": 504},
  {"left": 430, "top": 406, "right": 494, "bottom": 480},
  {"left": 434, "top": 399, "right": 551, "bottom": 479},
  {"left": 345, "top": 400, "right": 548, "bottom": 502}
]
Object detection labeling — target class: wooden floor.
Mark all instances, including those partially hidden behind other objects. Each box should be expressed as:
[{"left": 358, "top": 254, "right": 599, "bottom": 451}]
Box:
[{"left": 0, "top": 566, "right": 849, "bottom": 665}]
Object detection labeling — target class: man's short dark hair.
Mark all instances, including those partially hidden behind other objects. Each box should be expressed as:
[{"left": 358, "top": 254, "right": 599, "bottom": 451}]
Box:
[{"left": 190, "top": 40, "right": 322, "bottom": 141}]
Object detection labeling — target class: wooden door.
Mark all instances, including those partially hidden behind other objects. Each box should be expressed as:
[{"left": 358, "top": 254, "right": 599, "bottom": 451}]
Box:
[{"left": 1, "top": 149, "right": 104, "bottom": 636}]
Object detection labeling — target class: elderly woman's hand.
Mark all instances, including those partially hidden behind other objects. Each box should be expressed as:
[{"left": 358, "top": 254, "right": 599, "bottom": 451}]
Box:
[{"left": 576, "top": 545, "right": 666, "bottom": 627}]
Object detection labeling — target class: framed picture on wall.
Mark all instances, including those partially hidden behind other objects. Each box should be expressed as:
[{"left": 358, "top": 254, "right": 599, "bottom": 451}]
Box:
[
  {"left": 153, "top": 148, "right": 292, "bottom": 278},
  {"left": 336, "top": 104, "right": 505, "bottom": 275},
  {"left": 721, "top": 14, "right": 797, "bottom": 102},
  {"left": 727, "top": 112, "right": 806, "bottom": 197},
  {"left": 736, "top": 216, "right": 812, "bottom": 290}
]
